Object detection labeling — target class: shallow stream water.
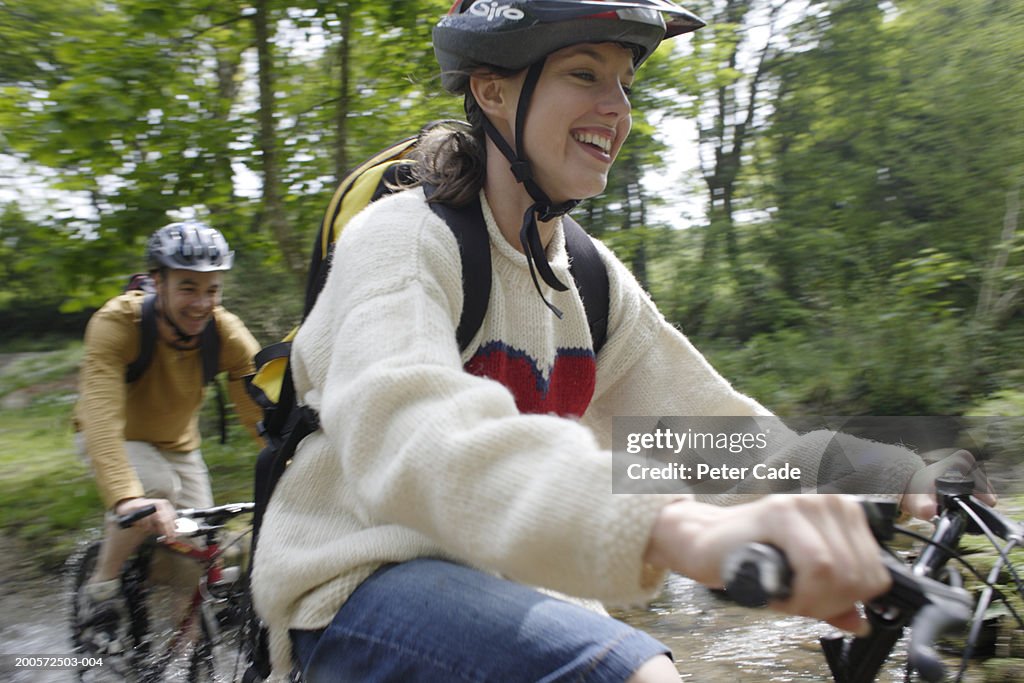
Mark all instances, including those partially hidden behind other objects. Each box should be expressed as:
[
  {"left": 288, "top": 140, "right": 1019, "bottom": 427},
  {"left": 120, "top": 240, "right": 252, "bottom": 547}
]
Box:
[
  {"left": 0, "top": 537, "right": 74, "bottom": 682},
  {"left": 0, "top": 534, "right": 980, "bottom": 682},
  {"left": 616, "top": 572, "right": 916, "bottom": 681}
]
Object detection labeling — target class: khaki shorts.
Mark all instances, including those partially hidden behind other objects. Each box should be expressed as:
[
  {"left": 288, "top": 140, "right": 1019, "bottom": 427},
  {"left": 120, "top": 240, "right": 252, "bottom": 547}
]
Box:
[
  {"left": 77, "top": 433, "right": 214, "bottom": 510},
  {"left": 78, "top": 435, "right": 214, "bottom": 586}
]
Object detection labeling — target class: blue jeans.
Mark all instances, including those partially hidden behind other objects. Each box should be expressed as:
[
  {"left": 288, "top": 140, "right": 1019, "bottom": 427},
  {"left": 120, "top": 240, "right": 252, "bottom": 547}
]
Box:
[{"left": 291, "top": 558, "right": 672, "bottom": 682}]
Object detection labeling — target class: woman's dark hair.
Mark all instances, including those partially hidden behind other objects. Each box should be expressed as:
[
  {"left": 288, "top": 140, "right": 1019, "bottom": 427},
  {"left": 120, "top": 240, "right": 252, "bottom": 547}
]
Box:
[
  {"left": 409, "top": 103, "right": 487, "bottom": 208},
  {"left": 410, "top": 66, "right": 519, "bottom": 207}
]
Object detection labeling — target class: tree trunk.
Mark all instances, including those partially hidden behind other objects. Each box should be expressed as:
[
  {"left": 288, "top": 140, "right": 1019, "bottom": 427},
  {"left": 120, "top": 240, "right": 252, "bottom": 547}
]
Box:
[
  {"left": 334, "top": 3, "right": 353, "bottom": 181},
  {"left": 252, "top": 0, "right": 304, "bottom": 278}
]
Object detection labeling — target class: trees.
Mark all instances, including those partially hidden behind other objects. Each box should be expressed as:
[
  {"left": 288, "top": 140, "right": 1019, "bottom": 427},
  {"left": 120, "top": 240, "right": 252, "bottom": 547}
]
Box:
[
  {"left": 1, "top": 0, "right": 1021, "bottom": 414},
  {"left": 724, "top": 0, "right": 1024, "bottom": 410},
  {"left": 1, "top": 0, "right": 686, "bottom": 321},
  {"left": 1, "top": 0, "right": 256, "bottom": 306}
]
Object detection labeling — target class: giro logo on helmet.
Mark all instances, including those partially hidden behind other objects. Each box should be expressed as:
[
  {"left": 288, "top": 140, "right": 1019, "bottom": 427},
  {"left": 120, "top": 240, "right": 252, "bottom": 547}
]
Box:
[{"left": 469, "top": 1, "right": 526, "bottom": 21}]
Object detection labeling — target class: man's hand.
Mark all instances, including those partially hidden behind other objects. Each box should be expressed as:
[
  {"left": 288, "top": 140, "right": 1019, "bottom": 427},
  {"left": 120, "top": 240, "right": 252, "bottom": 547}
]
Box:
[{"left": 114, "top": 497, "right": 178, "bottom": 539}]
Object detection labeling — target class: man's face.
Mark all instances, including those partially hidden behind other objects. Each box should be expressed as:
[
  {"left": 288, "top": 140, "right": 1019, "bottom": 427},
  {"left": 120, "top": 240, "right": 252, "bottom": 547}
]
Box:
[{"left": 155, "top": 269, "right": 223, "bottom": 339}]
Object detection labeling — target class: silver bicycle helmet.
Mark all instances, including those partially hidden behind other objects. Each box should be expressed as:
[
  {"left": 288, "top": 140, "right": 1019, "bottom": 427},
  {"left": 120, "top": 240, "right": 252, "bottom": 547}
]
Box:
[
  {"left": 433, "top": 0, "right": 705, "bottom": 93},
  {"left": 145, "top": 222, "right": 234, "bottom": 272}
]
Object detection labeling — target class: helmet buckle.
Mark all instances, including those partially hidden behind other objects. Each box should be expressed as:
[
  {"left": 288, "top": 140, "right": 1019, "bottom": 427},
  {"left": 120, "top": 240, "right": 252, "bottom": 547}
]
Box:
[{"left": 510, "top": 160, "right": 533, "bottom": 183}]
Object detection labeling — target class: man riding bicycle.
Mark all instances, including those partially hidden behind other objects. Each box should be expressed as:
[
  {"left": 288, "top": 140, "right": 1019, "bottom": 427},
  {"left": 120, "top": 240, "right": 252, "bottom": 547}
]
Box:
[{"left": 73, "top": 221, "right": 263, "bottom": 655}]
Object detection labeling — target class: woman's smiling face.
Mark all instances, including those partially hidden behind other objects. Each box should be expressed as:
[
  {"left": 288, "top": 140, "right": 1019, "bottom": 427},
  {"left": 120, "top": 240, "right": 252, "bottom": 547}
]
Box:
[{"left": 506, "top": 42, "right": 636, "bottom": 204}]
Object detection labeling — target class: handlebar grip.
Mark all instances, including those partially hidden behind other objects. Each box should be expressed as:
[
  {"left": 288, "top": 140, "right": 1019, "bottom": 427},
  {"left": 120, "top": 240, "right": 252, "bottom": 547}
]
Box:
[
  {"left": 722, "top": 542, "right": 793, "bottom": 607},
  {"left": 117, "top": 504, "right": 158, "bottom": 528}
]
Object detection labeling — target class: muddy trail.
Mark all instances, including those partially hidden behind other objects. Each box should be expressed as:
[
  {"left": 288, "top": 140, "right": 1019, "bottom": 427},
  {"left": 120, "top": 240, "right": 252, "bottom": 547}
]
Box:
[{"left": 0, "top": 533, "right": 80, "bottom": 682}]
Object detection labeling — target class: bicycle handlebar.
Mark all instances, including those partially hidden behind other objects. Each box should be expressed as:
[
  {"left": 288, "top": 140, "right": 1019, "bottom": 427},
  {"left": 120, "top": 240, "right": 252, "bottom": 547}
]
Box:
[
  {"left": 117, "top": 504, "right": 159, "bottom": 528},
  {"left": 723, "top": 541, "right": 973, "bottom": 682},
  {"left": 721, "top": 499, "right": 902, "bottom": 608},
  {"left": 720, "top": 464, "right": 1022, "bottom": 683},
  {"left": 116, "top": 501, "right": 255, "bottom": 534}
]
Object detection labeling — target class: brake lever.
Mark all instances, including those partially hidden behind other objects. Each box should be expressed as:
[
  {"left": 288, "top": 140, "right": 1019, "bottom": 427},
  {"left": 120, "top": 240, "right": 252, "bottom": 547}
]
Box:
[
  {"left": 908, "top": 601, "right": 972, "bottom": 682},
  {"left": 874, "top": 553, "right": 971, "bottom": 612}
]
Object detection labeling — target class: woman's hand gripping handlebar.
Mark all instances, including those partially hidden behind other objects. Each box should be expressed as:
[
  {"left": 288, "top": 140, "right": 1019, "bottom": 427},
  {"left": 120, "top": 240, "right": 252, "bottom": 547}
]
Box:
[
  {"left": 721, "top": 499, "right": 974, "bottom": 683},
  {"left": 646, "top": 495, "right": 895, "bottom": 637}
]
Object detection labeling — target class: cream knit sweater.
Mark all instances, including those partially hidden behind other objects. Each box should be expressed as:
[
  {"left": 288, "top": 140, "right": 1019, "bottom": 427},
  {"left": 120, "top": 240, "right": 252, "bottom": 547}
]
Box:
[{"left": 252, "top": 190, "right": 920, "bottom": 677}]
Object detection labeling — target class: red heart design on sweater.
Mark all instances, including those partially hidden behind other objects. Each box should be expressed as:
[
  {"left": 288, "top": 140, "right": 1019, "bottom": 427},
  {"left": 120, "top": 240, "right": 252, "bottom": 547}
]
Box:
[{"left": 464, "top": 342, "right": 596, "bottom": 418}]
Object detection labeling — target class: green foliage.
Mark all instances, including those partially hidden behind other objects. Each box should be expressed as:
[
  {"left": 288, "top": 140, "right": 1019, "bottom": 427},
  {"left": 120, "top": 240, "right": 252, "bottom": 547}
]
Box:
[
  {"left": 0, "top": 344, "right": 96, "bottom": 567},
  {"left": 891, "top": 248, "right": 970, "bottom": 317},
  {"left": 1, "top": 0, "right": 263, "bottom": 311},
  {"left": 967, "top": 391, "right": 1024, "bottom": 418},
  {"left": 761, "top": 0, "right": 1023, "bottom": 312},
  {"left": 698, "top": 295, "right": 978, "bottom": 415},
  {"left": 0, "top": 203, "right": 65, "bottom": 310},
  {"left": 2, "top": 0, "right": 1022, "bottom": 418},
  {"left": 655, "top": 0, "right": 1024, "bottom": 414}
]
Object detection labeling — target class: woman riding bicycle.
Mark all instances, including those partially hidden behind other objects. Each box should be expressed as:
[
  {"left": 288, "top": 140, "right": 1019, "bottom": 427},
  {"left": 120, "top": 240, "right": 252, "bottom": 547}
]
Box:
[
  {"left": 73, "top": 222, "right": 263, "bottom": 656},
  {"left": 251, "top": 2, "right": 980, "bottom": 681}
]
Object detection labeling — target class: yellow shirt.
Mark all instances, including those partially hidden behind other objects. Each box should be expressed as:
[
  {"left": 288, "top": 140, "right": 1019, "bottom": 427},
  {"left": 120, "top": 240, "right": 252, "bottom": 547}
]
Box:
[{"left": 73, "top": 291, "right": 263, "bottom": 508}]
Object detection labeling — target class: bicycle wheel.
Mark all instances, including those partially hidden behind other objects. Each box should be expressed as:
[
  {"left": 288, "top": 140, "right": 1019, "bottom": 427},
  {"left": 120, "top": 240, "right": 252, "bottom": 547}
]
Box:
[{"left": 124, "top": 545, "right": 255, "bottom": 682}]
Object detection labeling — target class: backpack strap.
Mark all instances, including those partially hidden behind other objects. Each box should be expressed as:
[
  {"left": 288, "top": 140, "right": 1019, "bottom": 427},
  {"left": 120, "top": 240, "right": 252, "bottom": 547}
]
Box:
[
  {"left": 562, "top": 216, "right": 610, "bottom": 355},
  {"left": 429, "top": 196, "right": 609, "bottom": 356},
  {"left": 200, "top": 315, "right": 225, "bottom": 442},
  {"left": 200, "top": 314, "right": 220, "bottom": 385},
  {"left": 125, "top": 294, "right": 158, "bottom": 383},
  {"left": 425, "top": 189, "right": 492, "bottom": 353}
]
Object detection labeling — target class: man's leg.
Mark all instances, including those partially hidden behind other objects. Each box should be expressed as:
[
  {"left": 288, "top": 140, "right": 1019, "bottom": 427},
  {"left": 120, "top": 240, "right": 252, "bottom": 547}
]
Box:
[
  {"left": 147, "top": 449, "right": 213, "bottom": 626},
  {"left": 78, "top": 440, "right": 180, "bottom": 652}
]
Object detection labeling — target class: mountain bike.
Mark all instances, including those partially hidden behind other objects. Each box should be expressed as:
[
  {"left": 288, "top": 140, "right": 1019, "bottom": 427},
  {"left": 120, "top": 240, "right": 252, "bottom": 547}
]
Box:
[
  {"left": 68, "top": 501, "right": 258, "bottom": 682},
  {"left": 723, "top": 471, "right": 1023, "bottom": 682}
]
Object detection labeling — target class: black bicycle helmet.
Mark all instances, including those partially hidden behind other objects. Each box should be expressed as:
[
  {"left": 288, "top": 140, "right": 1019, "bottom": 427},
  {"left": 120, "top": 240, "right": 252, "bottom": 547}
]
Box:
[
  {"left": 434, "top": 0, "right": 705, "bottom": 93},
  {"left": 145, "top": 221, "right": 234, "bottom": 273}
]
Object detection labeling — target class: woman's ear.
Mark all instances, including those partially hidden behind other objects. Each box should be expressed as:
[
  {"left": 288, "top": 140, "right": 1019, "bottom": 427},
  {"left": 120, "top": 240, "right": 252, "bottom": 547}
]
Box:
[{"left": 470, "top": 74, "right": 515, "bottom": 127}]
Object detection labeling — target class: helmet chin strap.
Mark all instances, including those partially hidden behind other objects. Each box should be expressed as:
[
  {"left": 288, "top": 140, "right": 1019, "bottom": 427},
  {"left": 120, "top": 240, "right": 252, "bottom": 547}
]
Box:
[
  {"left": 155, "top": 284, "right": 198, "bottom": 348},
  {"left": 480, "top": 57, "right": 580, "bottom": 319}
]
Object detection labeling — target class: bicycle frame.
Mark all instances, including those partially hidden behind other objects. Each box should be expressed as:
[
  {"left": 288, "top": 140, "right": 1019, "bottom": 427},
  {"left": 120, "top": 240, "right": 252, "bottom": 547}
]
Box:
[
  {"left": 723, "top": 473, "right": 1020, "bottom": 683},
  {"left": 116, "top": 502, "right": 255, "bottom": 682},
  {"left": 139, "top": 529, "right": 228, "bottom": 665}
]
